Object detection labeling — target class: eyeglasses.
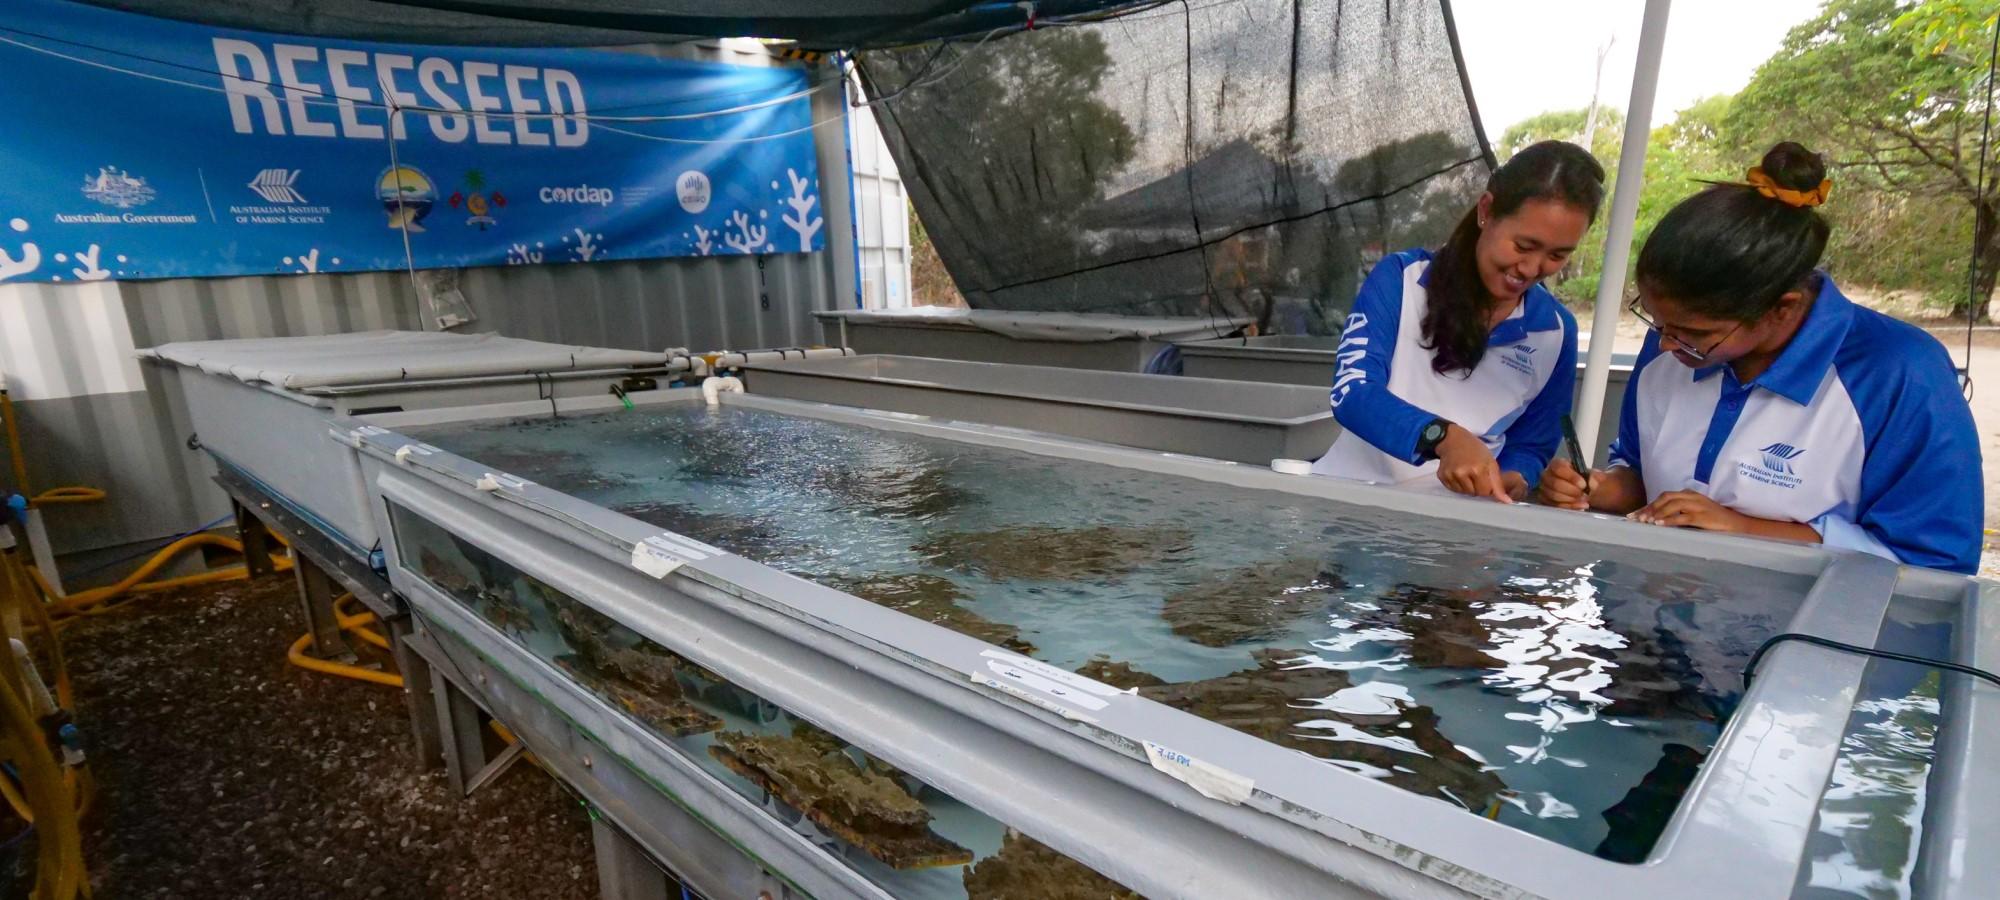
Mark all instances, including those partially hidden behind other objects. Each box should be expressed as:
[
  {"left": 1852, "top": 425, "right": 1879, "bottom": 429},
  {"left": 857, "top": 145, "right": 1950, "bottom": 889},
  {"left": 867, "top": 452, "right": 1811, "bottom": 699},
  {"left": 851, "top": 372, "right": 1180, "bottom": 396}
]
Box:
[{"left": 1627, "top": 299, "right": 1743, "bottom": 364}]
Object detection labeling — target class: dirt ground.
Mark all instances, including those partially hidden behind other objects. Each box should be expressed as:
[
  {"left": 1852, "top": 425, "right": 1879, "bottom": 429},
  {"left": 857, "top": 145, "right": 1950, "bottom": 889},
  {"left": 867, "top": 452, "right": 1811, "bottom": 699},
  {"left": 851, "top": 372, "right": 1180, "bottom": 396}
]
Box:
[{"left": 56, "top": 574, "right": 598, "bottom": 899}]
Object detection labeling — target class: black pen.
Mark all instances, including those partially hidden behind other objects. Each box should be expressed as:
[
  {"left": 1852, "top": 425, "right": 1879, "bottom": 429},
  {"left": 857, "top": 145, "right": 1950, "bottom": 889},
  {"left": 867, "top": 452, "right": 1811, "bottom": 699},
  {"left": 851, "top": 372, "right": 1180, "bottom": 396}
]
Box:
[{"left": 1560, "top": 415, "right": 1588, "bottom": 475}]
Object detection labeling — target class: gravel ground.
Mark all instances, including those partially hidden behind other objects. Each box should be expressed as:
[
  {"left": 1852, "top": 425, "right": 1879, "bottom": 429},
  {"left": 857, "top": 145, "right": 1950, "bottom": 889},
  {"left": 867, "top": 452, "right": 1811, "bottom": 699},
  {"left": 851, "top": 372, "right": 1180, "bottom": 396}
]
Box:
[{"left": 60, "top": 573, "right": 598, "bottom": 899}]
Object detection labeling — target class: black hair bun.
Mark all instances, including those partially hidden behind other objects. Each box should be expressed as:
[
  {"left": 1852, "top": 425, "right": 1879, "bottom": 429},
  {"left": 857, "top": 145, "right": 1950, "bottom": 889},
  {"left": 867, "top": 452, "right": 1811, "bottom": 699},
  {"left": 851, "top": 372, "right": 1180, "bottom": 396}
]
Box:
[{"left": 1761, "top": 141, "right": 1827, "bottom": 192}]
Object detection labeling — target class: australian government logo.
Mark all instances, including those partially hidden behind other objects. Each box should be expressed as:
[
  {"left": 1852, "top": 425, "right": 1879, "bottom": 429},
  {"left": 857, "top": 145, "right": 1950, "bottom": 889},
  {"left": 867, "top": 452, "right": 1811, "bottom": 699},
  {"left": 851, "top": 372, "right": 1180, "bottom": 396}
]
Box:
[
  {"left": 1739, "top": 442, "right": 1806, "bottom": 489},
  {"left": 57, "top": 167, "right": 196, "bottom": 224},
  {"left": 231, "top": 169, "right": 330, "bottom": 224}
]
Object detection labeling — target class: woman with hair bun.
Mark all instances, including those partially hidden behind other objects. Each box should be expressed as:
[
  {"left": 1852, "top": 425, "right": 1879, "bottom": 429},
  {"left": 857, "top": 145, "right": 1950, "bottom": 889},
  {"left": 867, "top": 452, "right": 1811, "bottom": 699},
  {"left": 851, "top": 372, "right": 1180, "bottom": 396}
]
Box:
[
  {"left": 1538, "top": 142, "right": 1982, "bottom": 574},
  {"left": 1313, "top": 140, "right": 1606, "bottom": 502}
]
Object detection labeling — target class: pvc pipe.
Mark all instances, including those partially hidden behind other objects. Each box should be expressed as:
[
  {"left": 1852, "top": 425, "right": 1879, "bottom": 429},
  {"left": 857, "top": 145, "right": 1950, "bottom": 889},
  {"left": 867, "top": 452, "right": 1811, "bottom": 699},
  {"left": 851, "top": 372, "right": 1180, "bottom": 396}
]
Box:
[
  {"left": 712, "top": 347, "right": 854, "bottom": 369},
  {"left": 1574, "top": 0, "right": 1672, "bottom": 466},
  {"left": 702, "top": 376, "right": 744, "bottom": 406}
]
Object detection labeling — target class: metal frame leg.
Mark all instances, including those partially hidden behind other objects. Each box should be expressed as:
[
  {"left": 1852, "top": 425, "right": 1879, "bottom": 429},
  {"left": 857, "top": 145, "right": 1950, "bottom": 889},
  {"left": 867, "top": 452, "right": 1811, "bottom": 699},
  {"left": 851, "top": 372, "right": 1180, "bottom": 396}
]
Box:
[
  {"left": 234, "top": 501, "right": 275, "bottom": 579},
  {"left": 389, "top": 618, "right": 443, "bottom": 770},
  {"left": 432, "top": 664, "right": 490, "bottom": 797},
  {"left": 290, "top": 555, "right": 352, "bottom": 660},
  {"left": 593, "top": 816, "right": 673, "bottom": 900}
]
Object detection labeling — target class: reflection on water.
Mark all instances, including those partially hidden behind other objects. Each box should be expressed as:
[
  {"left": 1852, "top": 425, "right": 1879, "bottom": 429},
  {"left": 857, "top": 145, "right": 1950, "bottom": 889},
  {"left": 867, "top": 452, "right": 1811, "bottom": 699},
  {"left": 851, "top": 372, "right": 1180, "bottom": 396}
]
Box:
[
  {"left": 1138, "top": 649, "right": 1507, "bottom": 812},
  {"left": 1805, "top": 667, "right": 1943, "bottom": 900},
  {"left": 413, "top": 405, "right": 1819, "bottom": 859}
]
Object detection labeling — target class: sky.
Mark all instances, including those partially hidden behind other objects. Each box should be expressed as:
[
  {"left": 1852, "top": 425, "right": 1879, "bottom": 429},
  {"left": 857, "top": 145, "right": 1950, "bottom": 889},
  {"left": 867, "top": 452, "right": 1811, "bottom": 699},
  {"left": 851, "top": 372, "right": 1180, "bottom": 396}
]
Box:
[{"left": 1452, "top": 0, "right": 1827, "bottom": 138}]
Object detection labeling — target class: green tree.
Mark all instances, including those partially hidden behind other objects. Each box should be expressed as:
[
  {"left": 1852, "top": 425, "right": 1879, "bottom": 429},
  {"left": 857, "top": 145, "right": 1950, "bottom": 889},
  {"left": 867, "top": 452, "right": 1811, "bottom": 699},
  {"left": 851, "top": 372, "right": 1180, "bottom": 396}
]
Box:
[
  {"left": 858, "top": 30, "right": 1137, "bottom": 300},
  {"left": 1500, "top": 96, "right": 1737, "bottom": 308},
  {"left": 1727, "top": 0, "right": 2000, "bottom": 321},
  {"left": 1498, "top": 108, "right": 1624, "bottom": 160}
]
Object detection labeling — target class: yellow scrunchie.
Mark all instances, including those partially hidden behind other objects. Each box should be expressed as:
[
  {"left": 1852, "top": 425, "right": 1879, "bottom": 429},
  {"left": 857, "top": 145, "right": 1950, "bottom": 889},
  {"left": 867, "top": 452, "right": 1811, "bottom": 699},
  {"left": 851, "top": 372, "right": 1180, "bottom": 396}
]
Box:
[{"left": 1743, "top": 166, "right": 1832, "bottom": 208}]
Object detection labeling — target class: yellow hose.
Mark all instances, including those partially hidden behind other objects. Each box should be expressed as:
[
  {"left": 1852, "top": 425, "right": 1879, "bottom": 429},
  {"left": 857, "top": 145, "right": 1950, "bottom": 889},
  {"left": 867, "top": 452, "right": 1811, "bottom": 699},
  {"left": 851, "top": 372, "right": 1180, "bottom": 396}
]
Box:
[
  {"left": 286, "top": 632, "right": 403, "bottom": 688},
  {"left": 29, "top": 488, "right": 105, "bottom": 507},
  {"left": 0, "top": 657, "right": 83, "bottom": 900},
  {"left": 1, "top": 391, "right": 103, "bottom": 510},
  {"left": 27, "top": 532, "right": 292, "bottom": 622},
  {"left": 285, "top": 593, "right": 403, "bottom": 688}
]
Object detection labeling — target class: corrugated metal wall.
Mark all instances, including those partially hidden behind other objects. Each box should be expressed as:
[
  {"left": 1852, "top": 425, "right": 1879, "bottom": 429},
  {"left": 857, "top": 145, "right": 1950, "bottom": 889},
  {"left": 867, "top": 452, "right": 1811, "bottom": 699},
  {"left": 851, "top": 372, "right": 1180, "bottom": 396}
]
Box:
[{"left": 0, "top": 46, "right": 862, "bottom": 559}]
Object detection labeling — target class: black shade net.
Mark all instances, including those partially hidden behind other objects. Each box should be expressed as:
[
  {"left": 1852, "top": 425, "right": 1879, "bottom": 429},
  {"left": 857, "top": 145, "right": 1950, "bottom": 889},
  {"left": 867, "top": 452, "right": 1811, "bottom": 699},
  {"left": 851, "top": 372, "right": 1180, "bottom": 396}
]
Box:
[{"left": 857, "top": 0, "right": 1494, "bottom": 335}]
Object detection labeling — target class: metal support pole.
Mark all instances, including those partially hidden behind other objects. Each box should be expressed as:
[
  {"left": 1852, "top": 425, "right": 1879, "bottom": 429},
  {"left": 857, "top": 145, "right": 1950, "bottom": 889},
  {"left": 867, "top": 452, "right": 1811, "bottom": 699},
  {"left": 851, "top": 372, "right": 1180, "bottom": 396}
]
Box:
[
  {"left": 431, "top": 665, "right": 489, "bottom": 797},
  {"left": 291, "top": 556, "right": 353, "bottom": 660},
  {"left": 389, "top": 618, "right": 443, "bottom": 769},
  {"left": 234, "top": 500, "right": 275, "bottom": 579},
  {"left": 1574, "top": 0, "right": 1673, "bottom": 464},
  {"left": 593, "top": 816, "right": 674, "bottom": 900}
]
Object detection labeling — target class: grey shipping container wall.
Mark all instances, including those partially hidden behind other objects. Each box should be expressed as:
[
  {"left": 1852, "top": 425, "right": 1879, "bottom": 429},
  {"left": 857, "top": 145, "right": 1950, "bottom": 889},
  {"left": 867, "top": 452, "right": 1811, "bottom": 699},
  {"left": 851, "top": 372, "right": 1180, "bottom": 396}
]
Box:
[{"left": 0, "top": 47, "right": 856, "bottom": 562}]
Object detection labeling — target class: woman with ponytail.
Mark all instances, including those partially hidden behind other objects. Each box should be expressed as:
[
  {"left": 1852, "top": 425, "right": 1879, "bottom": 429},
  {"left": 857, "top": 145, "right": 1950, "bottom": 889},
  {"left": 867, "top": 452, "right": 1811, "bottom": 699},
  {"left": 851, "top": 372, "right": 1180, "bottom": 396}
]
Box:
[
  {"left": 1313, "top": 141, "right": 1606, "bottom": 502},
  {"left": 1538, "top": 142, "right": 1982, "bottom": 574}
]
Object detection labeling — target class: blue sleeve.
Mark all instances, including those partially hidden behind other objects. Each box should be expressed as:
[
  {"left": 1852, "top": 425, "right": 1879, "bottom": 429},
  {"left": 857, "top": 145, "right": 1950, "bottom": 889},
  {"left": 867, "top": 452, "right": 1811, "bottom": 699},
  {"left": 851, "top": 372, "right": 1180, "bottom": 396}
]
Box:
[
  {"left": 1825, "top": 326, "right": 1983, "bottom": 574},
  {"left": 1606, "top": 330, "right": 1662, "bottom": 471},
  {"left": 1496, "top": 306, "right": 1577, "bottom": 487},
  {"left": 1329, "top": 255, "right": 1445, "bottom": 465}
]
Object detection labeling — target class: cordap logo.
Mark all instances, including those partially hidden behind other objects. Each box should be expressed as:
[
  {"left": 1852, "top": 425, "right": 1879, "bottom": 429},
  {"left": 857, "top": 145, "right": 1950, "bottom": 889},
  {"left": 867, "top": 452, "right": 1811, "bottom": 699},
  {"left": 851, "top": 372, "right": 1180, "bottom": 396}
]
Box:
[
  {"left": 247, "top": 169, "right": 306, "bottom": 204},
  {"left": 1758, "top": 442, "right": 1805, "bottom": 475}
]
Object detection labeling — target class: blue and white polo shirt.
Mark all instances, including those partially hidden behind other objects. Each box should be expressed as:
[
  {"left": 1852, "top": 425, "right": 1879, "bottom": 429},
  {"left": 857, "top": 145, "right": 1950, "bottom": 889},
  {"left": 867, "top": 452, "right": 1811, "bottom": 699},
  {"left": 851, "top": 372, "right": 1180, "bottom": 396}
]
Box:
[
  {"left": 1312, "top": 249, "right": 1578, "bottom": 489},
  {"left": 1609, "top": 274, "right": 1982, "bottom": 574}
]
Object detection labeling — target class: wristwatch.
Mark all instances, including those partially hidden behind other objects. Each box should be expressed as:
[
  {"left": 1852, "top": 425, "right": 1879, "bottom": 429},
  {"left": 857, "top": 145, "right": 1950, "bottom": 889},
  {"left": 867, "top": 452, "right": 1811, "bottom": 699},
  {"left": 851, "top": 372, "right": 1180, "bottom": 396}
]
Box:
[{"left": 1414, "top": 418, "right": 1452, "bottom": 462}]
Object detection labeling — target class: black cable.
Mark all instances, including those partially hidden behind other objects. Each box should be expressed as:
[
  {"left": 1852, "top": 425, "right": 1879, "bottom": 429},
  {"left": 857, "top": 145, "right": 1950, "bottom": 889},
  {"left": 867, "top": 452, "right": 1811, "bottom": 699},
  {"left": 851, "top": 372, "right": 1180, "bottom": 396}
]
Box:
[
  {"left": 1742, "top": 632, "right": 2000, "bottom": 690},
  {"left": 1963, "top": 14, "right": 1998, "bottom": 401}
]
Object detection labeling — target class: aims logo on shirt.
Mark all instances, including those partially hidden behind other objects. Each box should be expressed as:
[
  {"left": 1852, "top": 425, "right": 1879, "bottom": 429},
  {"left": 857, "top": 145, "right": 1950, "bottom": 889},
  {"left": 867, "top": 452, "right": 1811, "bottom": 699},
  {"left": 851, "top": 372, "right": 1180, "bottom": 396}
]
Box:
[
  {"left": 1758, "top": 442, "right": 1805, "bottom": 475},
  {"left": 1739, "top": 442, "right": 1807, "bottom": 489}
]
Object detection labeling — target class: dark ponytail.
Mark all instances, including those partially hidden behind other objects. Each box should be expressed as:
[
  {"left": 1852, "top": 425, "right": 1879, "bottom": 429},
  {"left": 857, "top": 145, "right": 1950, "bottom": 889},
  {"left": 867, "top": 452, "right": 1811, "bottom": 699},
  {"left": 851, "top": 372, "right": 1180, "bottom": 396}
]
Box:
[
  {"left": 1422, "top": 141, "right": 1605, "bottom": 375},
  {"left": 1635, "top": 141, "right": 1831, "bottom": 321}
]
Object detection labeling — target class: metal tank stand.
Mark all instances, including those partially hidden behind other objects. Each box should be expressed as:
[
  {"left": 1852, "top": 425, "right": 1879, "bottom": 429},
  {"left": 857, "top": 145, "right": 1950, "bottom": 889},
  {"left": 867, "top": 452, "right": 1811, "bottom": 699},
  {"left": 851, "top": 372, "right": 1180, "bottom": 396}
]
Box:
[
  {"left": 212, "top": 467, "right": 444, "bottom": 769},
  {"left": 404, "top": 617, "right": 793, "bottom": 900}
]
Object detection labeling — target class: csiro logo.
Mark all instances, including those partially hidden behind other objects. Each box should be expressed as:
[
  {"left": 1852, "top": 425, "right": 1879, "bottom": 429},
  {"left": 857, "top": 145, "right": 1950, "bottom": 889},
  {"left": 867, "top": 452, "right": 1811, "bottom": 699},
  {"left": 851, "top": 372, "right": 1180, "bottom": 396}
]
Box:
[
  {"left": 1758, "top": 442, "right": 1805, "bottom": 475},
  {"left": 676, "top": 170, "right": 711, "bottom": 214}
]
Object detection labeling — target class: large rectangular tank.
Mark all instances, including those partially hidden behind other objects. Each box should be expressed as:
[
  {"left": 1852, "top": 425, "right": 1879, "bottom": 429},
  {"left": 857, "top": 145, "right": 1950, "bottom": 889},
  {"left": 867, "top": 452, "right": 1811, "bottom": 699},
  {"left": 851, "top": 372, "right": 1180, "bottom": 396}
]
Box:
[
  {"left": 141, "top": 331, "right": 683, "bottom": 561},
  {"left": 1178, "top": 335, "right": 1638, "bottom": 460},
  {"left": 816, "top": 308, "right": 1250, "bottom": 372},
  {"left": 738, "top": 354, "right": 1337, "bottom": 464},
  {"left": 343, "top": 389, "right": 1997, "bottom": 900}
]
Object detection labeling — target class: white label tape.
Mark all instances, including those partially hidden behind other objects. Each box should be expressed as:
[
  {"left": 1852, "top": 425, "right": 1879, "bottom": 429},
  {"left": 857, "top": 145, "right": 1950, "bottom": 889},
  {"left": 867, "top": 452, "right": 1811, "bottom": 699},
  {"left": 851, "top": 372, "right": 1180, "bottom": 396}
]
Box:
[
  {"left": 1143, "top": 741, "right": 1255, "bottom": 805},
  {"left": 479, "top": 472, "right": 530, "bottom": 492},
  {"left": 980, "top": 649, "right": 1120, "bottom": 698},
  {"left": 971, "top": 673, "right": 1097, "bottom": 723},
  {"left": 628, "top": 532, "right": 716, "bottom": 578},
  {"left": 630, "top": 542, "right": 686, "bottom": 578},
  {"left": 982, "top": 659, "right": 1109, "bottom": 712},
  {"left": 643, "top": 532, "right": 718, "bottom": 560}
]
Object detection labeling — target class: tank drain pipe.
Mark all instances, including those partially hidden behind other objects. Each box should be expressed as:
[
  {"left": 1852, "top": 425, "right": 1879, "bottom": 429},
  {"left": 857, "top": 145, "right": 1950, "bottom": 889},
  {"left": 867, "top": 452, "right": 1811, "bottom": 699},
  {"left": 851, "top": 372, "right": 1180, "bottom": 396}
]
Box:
[{"left": 702, "top": 375, "right": 743, "bottom": 406}]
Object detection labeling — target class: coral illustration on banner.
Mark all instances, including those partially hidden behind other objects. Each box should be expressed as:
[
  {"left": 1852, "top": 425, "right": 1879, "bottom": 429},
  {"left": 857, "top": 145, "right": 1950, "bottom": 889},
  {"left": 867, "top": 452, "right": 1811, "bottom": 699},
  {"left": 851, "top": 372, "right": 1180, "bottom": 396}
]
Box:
[
  {"left": 779, "top": 169, "right": 822, "bottom": 252},
  {"left": 723, "top": 210, "right": 768, "bottom": 254},
  {"left": 565, "top": 228, "right": 605, "bottom": 262},
  {"left": 692, "top": 225, "right": 715, "bottom": 256},
  {"left": 0, "top": 219, "right": 42, "bottom": 283},
  {"left": 70, "top": 244, "right": 111, "bottom": 281},
  {"left": 507, "top": 242, "right": 546, "bottom": 265},
  {"left": 281, "top": 249, "right": 321, "bottom": 274}
]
